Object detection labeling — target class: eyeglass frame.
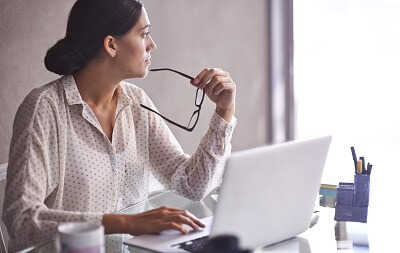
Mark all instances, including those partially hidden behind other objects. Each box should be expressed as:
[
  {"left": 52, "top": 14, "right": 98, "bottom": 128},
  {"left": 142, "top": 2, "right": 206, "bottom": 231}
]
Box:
[{"left": 140, "top": 68, "right": 205, "bottom": 132}]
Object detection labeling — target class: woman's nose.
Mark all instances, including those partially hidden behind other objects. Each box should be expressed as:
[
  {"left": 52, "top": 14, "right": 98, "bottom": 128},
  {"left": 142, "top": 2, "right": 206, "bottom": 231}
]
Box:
[{"left": 148, "top": 35, "right": 157, "bottom": 51}]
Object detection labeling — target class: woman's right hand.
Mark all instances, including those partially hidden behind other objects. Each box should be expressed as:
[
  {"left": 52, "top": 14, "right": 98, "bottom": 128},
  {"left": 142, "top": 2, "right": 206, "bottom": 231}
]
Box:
[{"left": 102, "top": 206, "right": 205, "bottom": 235}]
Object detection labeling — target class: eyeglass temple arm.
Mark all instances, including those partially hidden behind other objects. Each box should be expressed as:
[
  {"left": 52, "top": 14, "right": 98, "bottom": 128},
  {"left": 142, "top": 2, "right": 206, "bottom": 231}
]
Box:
[
  {"left": 140, "top": 104, "right": 196, "bottom": 132},
  {"left": 150, "top": 68, "right": 195, "bottom": 81}
]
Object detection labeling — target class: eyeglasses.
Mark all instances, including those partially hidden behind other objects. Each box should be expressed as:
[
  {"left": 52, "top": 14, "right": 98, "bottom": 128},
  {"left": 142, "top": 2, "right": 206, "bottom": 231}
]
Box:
[{"left": 140, "top": 68, "right": 205, "bottom": 132}]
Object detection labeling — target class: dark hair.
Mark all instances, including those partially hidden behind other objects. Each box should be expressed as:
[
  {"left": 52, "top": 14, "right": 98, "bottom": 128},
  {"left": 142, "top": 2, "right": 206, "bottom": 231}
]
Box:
[{"left": 44, "top": 0, "right": 143, "bottom": 75}]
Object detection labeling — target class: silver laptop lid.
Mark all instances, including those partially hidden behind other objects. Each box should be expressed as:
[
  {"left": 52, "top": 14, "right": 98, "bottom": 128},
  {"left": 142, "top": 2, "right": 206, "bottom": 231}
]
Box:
[{"left": 211, "top": 136, "right": 332, "bottom": 249}]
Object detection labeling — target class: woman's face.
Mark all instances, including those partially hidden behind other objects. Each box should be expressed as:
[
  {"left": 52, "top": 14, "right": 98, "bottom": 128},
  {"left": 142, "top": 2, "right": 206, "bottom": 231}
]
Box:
[{"left": 115, "top": 7, "right": 156, "bottom": 79}]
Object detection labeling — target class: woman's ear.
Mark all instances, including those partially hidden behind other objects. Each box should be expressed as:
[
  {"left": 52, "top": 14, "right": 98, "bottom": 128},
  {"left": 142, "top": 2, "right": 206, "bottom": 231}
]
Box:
[{"left": 103, "top": 35, "right": 117, "bottom": 58}]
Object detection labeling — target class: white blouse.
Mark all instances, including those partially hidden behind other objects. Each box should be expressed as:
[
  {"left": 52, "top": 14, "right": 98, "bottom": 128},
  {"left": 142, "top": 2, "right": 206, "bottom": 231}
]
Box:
[{"left": 2, "top": 75, "right": 236, "bottom": 252}]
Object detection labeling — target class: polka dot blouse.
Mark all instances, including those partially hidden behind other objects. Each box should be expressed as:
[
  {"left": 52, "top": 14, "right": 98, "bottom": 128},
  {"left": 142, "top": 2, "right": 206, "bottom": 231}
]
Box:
[{"left": 2, "top": 75, "right": 236, "bottom": 252}]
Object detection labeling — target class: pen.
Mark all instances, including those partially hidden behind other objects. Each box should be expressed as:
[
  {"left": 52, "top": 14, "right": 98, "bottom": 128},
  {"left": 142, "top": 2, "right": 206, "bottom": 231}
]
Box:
[
  {"left": 367, "top": 163, "right": 373, "bottom": 175},
  {"left": 357, "top": 160, "right": 363, "bottom": 174},
  {"left": 351, "top": 147, "right": 358, "bottom": 174},
  {"left": 360, "top": 157, "right": 366, "bottom": 174}
]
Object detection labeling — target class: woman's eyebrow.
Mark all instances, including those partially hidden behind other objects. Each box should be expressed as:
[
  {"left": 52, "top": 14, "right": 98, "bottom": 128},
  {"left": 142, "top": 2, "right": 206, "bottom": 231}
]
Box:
[{"left": 141, "top": 24, "right": 151, "bottom": 30}]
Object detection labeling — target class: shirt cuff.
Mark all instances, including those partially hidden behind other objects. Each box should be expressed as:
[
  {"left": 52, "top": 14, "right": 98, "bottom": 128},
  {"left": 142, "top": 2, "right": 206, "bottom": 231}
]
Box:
[
  {"left": 84, "top": 212, "right": 104, "bottom": 225},
  {"left": 209, "top": 111, "right": 237, "bottom": 137}
]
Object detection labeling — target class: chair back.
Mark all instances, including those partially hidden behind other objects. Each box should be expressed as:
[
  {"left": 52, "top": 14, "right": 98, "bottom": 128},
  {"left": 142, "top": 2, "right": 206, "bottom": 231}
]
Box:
[{"left": 0, "top": 163, "right": 8, "bottom": 253}]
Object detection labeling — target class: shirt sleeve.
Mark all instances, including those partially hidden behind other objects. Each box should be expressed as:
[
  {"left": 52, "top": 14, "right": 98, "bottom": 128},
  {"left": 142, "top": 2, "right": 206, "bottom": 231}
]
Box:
[
  {"left": 2, "top": 92, "right": 103, "bottom": 252},
  {"left": 143, "top": 94, "right": 237, "bottom": 201}
]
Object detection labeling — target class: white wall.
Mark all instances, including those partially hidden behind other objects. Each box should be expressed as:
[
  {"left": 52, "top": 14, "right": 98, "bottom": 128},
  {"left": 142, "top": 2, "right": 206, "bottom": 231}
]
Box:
[
  {"left": 0, "top": 0, "right": 269, "bottom": 162},
  {"left": 0, "top": 0, "right": 75, "bottom": 163}
]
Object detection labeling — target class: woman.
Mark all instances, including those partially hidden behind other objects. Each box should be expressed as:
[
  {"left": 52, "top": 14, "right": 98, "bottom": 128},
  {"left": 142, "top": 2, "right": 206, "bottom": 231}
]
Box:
[{"left": 2, "top": 0, "right": 236, "bottom": 251}]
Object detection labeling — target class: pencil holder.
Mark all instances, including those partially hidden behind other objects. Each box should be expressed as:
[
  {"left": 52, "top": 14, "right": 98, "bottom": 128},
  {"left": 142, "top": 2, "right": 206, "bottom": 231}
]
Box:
[
  {"left": 353, "top": 174, "right": 370, "bottom": 207},
  {"left": 336, "top": 182, "right": 354, "bottom": 206},
  {"left": 334, "top": 174, "right": 370, "bottom": 223}
]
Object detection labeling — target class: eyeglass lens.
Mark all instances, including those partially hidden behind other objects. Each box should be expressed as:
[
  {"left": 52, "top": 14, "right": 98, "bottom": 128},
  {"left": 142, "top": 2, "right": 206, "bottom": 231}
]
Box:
[{"left": 195, "top": 88, "right": 205, "bottom": 106}]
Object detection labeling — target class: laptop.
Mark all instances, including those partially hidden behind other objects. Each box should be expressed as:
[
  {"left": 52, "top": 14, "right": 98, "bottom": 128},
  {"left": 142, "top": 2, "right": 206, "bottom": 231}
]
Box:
[{"left": 124, "top": 136, "right": 332, "bottom": 252}]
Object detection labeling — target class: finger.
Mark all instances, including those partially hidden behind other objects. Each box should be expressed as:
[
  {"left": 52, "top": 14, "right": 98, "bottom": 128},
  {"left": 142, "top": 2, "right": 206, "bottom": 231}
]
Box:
[
  {"left": 149, "top": 206, "right": 168, "bottom": 212},
  {"left": 193, "top": 68, "right": 229, "bottom": 88},
  {"left": 156, "top": 206, "right": 187, "bottom": 213},
  {"left": 198, "top": 69, "right": 229, "bottom": 89},
  {"left": 147, "top": 206, "right": 170, "bottom": 216},
  {"left": 155, "top": 207, "right": 205, "bottom": 229},
  {"left": 205, "top": 76, "right": 232, "bottom": 96},
  {"left": 174, "top": 214, "right": 201, "bottom": 231},
  {"left": 191, "top": 216, "right": 206, "bottom": 228},
  {"left": 213, "top": 82, "right": 235, "bottom": 96},
  {"left": 193, "top": 68, "right": 211, "bottom": 86},
  {"left": 153, "top": 206, "right": 189, "bottom": 215},
  {"left": 179, "top": 210, "right": 206, "bottom": 228},
  {"left": 166, "top": 222, "right": 188, "bottom": 234}
]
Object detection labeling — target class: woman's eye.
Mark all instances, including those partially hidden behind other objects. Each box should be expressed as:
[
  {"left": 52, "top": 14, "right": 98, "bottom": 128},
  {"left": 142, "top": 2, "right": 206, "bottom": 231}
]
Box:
[{"left": 143, "top": 31, "right": 150, "bottom": 38}]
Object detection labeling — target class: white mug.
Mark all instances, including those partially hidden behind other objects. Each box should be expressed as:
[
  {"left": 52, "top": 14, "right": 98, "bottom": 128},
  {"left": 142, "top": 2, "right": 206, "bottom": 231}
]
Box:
[{"left": 57, "top": 222, "right": 105, "bottom": 253}]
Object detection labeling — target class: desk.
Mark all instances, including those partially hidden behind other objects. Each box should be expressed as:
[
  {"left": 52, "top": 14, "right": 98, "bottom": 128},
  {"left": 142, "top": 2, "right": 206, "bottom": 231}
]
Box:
[{"left": 25, "top": 188, "right": 397, "bottom": 253}]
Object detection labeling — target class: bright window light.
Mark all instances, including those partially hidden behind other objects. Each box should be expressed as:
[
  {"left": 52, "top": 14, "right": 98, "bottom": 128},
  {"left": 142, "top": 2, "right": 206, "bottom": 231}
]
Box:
[{"left": 294, "top": 0, "right": 400, "bottom": 183}]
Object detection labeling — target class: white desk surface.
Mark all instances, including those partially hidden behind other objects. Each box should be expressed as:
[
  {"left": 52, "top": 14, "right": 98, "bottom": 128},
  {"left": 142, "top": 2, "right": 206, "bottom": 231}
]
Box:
[{"left": 25, "top": 143, "right": 400, "bottom": 253}]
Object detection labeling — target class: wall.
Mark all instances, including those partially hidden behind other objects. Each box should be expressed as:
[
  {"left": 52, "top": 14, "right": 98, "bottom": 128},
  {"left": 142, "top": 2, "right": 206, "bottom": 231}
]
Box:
[
  {"left": 0, "top": 0, "right": 75, "bottom": 163},
  {"left": 0, "top": 0, "right": 269, "bottom": 163}
]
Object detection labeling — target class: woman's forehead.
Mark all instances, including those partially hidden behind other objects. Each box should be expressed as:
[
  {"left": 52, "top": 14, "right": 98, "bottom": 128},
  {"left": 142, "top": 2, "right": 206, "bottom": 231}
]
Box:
[{"left": 135, "top": 7, "right": 150, "bottom": 30}]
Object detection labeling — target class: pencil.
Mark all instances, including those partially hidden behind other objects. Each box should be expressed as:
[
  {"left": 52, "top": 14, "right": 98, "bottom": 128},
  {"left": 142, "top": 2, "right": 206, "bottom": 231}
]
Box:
[
  {"left": 351, "top": 147, "right": 358, "bottom": 174},
  {"left": 360, "top": 157, "right": 366, "bottom": 174},
  {"left": 357, "top": 160, "right": 363, "bottom": 174}
]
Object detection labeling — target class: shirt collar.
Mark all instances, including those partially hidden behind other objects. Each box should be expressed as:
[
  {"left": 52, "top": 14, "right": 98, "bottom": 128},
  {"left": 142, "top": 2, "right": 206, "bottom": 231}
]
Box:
[
  {"left": 61, "top": 75, "right": 133, "bottom": 107},
  {"left": 61, "top": 75, "right": 84, "bottom": 105},
  {"left": 116, "top": 82, "right": 133, "bottom": 108}
]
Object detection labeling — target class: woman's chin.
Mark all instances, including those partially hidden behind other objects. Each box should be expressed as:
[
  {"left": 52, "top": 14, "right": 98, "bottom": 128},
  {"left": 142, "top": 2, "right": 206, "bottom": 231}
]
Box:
[
  {"left": 140, "top": 65, "right": 151, "bottom": 78},
  {"left": 140, "top": 70, "right": 149, "bottom": 79},
  {"left": 128, "top": 69, "right": 148, "bottom": 79}
]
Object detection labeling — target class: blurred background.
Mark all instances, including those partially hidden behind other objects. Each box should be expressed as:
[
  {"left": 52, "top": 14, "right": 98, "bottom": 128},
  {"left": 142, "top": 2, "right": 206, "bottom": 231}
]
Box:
[
  {"left": 1, "top": 0, "right": 400, "bottom": 185},
  {"left": 0, "top": 0, "right": 269, "bottom": 164},
  {"left": 2, "top": 0, "right": 400, "bottom": 249}
]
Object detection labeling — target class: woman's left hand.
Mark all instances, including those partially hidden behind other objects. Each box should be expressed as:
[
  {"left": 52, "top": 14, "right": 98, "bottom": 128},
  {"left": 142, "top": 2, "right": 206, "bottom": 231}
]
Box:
[{"left": 190, "top": 68, "right": 236, "bottom": 122}]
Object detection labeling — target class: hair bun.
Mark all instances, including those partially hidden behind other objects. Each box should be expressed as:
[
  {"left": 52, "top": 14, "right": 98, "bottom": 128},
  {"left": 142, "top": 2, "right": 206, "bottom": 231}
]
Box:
[{"left": 44, "top": 38, "right": 85, "bottom": 75}]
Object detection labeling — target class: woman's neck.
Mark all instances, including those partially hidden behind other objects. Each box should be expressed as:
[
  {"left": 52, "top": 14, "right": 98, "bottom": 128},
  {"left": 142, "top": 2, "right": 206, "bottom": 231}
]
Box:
[{"left": 73, "top": 59, "right": 121, "bottom": 108}]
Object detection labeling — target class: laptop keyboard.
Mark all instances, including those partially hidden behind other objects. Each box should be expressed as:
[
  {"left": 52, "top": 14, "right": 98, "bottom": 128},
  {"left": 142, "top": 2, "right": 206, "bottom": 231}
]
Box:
[
  {"left": 171, "top": 210, "right": 318, "bottom": 253},
  {"left": 169, "top": 210, "right": 319, "bottom": 252},
  {"left": 173, "top": 236, "right": 209, "bottom": 253}
]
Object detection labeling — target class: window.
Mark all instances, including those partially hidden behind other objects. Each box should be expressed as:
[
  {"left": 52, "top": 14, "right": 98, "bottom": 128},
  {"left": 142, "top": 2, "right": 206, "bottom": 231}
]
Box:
[{"left": 294, "top": 0, "right": 400, "bottom": 183}]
